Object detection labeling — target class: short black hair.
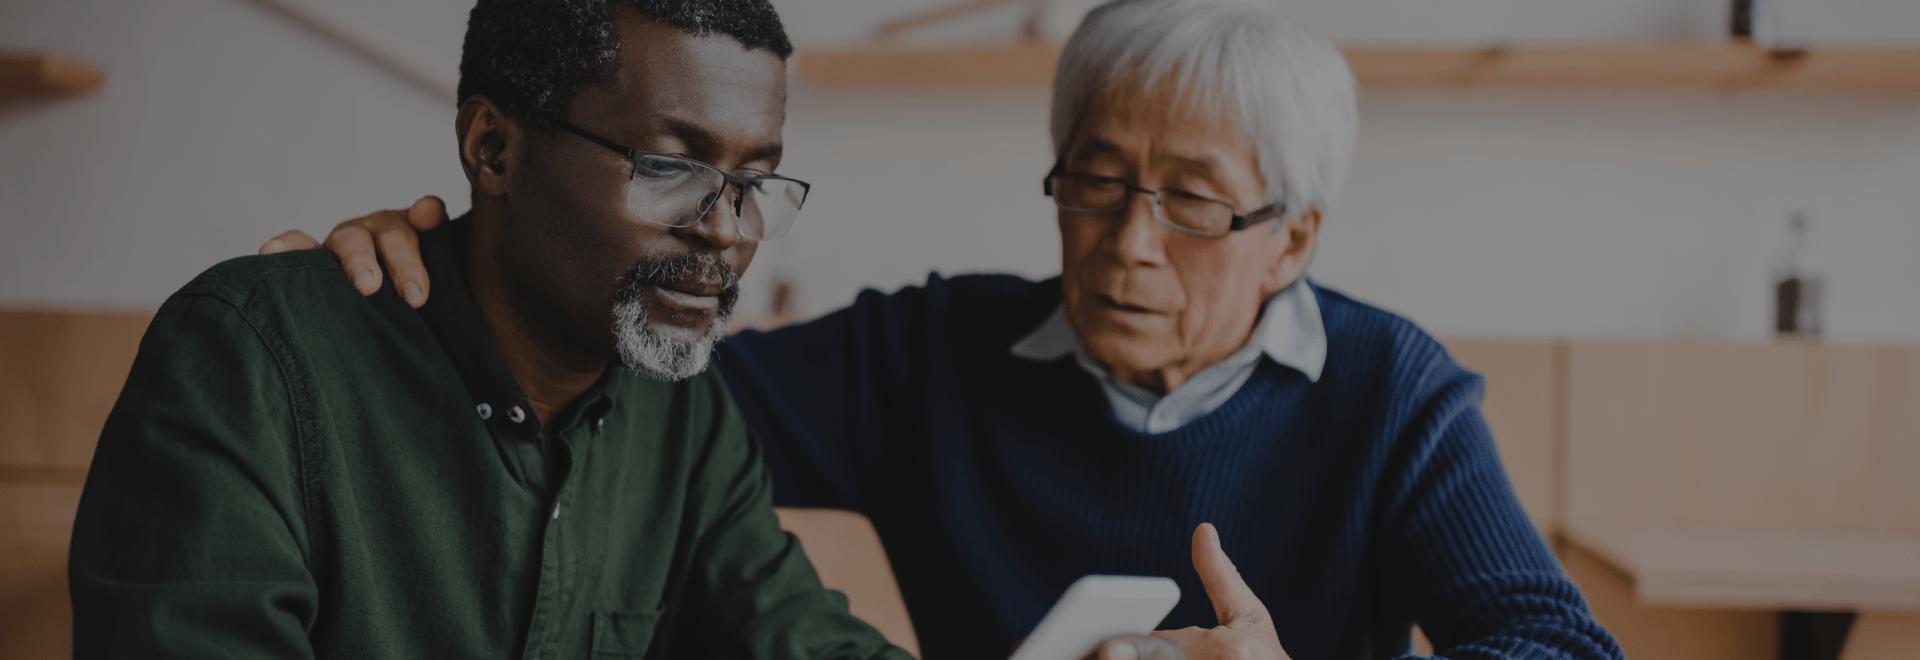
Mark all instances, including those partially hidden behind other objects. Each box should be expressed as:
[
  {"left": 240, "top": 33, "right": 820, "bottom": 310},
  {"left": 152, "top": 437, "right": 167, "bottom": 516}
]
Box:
[{"left": 457, "top": 0, "right": 793, "bottom": 132}]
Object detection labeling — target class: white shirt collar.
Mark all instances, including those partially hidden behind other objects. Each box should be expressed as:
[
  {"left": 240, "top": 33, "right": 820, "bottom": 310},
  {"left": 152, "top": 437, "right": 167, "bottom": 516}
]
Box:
[{"left": 1010, "top": 279, "right": 1326, "bottom": 383}]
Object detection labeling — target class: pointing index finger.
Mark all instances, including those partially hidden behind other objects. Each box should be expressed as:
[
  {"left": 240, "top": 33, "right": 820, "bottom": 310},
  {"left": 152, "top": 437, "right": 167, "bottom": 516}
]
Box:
[{"left": 1191, "top": 523, "right": 1266, "bottom": 627}]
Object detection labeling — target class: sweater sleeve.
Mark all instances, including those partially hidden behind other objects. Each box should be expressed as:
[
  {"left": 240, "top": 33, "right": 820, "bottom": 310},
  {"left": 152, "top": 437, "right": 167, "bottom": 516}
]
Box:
[
  {"left": 714, "top": 282, "right": 931, "bottom": 515},
  {"left": 664, "top": 372, "right": 912, "bottom": 660},
  {"left": 1374, "top": 371, "right": 1623, "bottom": 660}
]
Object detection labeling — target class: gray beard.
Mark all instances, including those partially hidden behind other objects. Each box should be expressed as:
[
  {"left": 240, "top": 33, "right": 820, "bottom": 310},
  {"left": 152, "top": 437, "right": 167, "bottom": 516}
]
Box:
[{"left": 609, "top": 253, "right": 739, "bottom": 381}]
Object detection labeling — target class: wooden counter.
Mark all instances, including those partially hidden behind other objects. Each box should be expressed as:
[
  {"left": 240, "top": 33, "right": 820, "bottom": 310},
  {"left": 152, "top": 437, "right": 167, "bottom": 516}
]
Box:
[{"left": 1565, "top": 526, "right": 1920, "bottom": 611}]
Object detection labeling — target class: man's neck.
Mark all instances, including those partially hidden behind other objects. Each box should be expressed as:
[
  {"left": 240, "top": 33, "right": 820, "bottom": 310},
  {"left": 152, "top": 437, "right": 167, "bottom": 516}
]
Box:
[{"left": 466, "top": 216, "right": 607, "bottom": 448}]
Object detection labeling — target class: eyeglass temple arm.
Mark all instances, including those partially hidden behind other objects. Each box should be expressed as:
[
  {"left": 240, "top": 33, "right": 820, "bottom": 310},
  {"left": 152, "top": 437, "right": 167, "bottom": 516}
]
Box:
[
  {"left": 1228, "top": 203, "right": 1288, "bottom": 231},
  {"left": 560, "top": 123, "right": 637, "bottom": 158}
]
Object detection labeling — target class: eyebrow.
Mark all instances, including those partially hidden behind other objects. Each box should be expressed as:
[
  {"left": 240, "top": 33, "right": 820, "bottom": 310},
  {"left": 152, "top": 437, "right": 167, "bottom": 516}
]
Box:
[
  {"left": 651, "top": 114, "right": 784, "bottom": 167},
  {"left": 1072, "top": 137, "right": 1227, "bottom": 173},
  {"left": 1073, "top": 137, "right": 1122, "bottom": 159},
  {"left": 1163, "top": 153, "right": 1227, "bottom": 172}
]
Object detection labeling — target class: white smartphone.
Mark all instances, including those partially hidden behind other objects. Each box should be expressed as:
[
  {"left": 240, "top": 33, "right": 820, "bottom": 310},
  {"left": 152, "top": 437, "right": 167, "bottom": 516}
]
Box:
[{"left": 1007, "top": 575, "right": 1183, "bottom": 660}]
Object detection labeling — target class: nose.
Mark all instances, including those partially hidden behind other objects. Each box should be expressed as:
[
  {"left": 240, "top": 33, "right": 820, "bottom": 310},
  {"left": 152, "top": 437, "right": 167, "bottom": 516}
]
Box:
[
  {"left": 1113, "top": 190, "right": 1168, "bottom": 268},
  {"left": 673, "top": 186, "right": 744, "bottom": 250}
]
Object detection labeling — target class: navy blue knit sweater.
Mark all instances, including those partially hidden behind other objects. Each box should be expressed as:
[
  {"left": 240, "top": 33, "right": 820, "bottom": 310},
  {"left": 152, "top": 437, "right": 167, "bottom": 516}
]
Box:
[{"left": 716, "top": 274, "right": 1620, "bottom": 660}]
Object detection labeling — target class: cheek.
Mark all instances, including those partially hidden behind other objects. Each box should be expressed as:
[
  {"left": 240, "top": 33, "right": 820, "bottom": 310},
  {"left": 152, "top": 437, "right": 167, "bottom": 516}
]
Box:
[
  {"left": 513, "top": 172, "right": 644, "bottom": 313},
  {"left": 1057, "top": 217, "right": 1116, "bottom": 284},
  {"left": 729, "top": 241, "right": 759, "bottom": 277},
  {"left": 1169, "top": 244, "right": 1263, "bottom": 327},
  {"left": 1056, "top": 215, "right": 1094, "bottom": 261}
]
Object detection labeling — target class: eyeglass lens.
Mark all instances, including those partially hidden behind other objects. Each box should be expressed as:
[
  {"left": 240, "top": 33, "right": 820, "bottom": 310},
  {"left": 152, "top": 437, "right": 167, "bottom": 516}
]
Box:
[
  {"left": 1050, "top": 174, "right": 1235, "bottom": 236},
  {"left": 625, "top": 154, "right": 807, "bottom": 241}
]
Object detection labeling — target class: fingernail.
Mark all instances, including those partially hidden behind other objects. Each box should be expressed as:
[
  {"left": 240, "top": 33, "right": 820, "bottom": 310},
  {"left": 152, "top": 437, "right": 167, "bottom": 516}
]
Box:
[
  {"left": 403, "top": 282, "right": 423, "bottom": 308},
  {"left": 354, "top": 268, "right": 378, "bottom": 292},
  {"left": 262, "top": 239, "right": 281, "bottom": 253},
  {"left": 1101, "top": 640, "right": 1138, "bottom": 660}
]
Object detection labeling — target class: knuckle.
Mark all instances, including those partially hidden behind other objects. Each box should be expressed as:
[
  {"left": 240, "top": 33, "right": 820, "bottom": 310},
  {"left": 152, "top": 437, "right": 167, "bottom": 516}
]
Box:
[
  {"left": 377, "top": 225, "right": 417, "bottom": 247},
  {"left": 346, "top": 210, "right": 396, "bottom": 231},
  {"left": 329, "top": 225, "right": 369, "bottom": 245}
]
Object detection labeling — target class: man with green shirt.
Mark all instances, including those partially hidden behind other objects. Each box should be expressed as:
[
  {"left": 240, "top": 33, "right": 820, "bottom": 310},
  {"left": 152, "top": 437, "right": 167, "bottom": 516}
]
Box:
[{"left": 68, "top": 1, "right": 1175, "bottom": 658}]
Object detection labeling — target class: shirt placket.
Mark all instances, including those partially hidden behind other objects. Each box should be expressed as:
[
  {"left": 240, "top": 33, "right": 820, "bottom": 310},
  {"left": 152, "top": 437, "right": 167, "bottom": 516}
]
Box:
[
  {"left": 519, "top": 403, "right": 606, "bottom": 660},
  {"left": 514, "top": 414, "right": 572, "bottom": 660}
]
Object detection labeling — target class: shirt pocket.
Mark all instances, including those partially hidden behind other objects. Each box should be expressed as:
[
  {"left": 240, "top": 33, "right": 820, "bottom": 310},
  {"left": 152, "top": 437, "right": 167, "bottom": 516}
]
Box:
[{"left": 592, "top": 606, "right": 664, "bottom": 659}]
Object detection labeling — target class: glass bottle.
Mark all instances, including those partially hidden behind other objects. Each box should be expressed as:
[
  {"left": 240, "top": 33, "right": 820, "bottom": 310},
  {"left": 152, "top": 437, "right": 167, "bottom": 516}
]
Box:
[
  {"left": 1773, "top": 213, "right": 1825, "bottom": 338},
  {"left": 1732, "top": 0, "right": 1775, "bottom": 48}
]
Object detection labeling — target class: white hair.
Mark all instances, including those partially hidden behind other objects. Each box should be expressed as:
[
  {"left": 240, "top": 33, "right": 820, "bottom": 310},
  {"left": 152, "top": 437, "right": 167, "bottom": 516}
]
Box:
[{"left": 1050, "top": 0, "right": 1357, "bottom": 214}]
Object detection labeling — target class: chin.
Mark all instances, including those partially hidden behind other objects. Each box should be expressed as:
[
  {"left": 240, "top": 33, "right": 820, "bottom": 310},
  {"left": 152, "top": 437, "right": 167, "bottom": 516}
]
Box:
[
  {"left": 611, "top": 293, "right": 733, "bottom": 382},
  {"left": 1080, "top": 336, "right": 1173, "bottom": 378}
]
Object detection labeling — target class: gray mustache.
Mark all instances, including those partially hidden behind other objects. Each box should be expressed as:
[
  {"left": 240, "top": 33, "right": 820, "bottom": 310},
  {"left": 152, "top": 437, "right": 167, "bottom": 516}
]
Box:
[{"left": 615, "top": 252, "right": 741, "bottom": 307}]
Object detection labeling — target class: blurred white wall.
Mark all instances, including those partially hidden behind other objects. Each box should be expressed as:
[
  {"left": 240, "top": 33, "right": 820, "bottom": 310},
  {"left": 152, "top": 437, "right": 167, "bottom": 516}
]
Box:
[
  {"left": 1, "top": 0, "right": 1916, "bottom": 343},
  {"left": 0, "top": 0, "right": 470, "bottom": 312}
]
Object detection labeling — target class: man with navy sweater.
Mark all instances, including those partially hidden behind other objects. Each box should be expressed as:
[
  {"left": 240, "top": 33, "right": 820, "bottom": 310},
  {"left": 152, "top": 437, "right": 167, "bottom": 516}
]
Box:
[{"left": 268, "top": 0, "right": 1624, "bottom": 658}]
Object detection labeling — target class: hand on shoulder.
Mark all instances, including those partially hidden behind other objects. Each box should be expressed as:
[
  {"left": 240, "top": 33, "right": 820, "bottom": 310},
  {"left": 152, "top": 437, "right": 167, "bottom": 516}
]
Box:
[{"left": 258, "top": 196, "right": 448, "bottom": 308}]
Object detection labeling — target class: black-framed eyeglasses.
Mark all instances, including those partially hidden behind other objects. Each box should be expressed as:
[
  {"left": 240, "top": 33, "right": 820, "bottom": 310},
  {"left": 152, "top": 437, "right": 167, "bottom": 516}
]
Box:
[
  {"left": 1042, "top": 160, "right": 1285, "bottom": 239},
  {"left": 562, "top": 122, "right": 811, "bottom": 241}
]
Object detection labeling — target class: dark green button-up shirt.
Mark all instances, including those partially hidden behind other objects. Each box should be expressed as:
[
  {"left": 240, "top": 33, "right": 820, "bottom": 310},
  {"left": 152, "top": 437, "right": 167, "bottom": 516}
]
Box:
[{"left": 71, "top": 220, "right": 908, "bottom": 660}]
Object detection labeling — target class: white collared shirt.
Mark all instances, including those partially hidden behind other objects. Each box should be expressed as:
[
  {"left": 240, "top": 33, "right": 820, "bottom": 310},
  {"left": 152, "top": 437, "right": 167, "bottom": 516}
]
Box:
[{"left": 1008, "top": 280, "right": 1327, "bottom": 434}]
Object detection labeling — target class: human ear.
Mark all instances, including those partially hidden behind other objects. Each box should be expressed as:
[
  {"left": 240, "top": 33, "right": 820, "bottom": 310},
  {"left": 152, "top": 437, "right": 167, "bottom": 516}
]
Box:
[
  {"left": 1261, "top": 208, "right": 1322, "bottom": 294},
  {"left": 455, "top": 96, "right": 519, "bottom": 199}
]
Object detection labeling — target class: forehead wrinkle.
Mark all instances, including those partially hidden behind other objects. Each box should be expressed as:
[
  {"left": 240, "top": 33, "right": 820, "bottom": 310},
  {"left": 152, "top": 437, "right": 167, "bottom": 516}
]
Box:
[
  {"left": 647, "top": 114, "right": 720, "bottom": 151},
  {"left": 641, "top": 113, "right": 782, "bottom": 170},
  {"left": 1074, "top": 117, "right": 1240, "bottom": 179}
]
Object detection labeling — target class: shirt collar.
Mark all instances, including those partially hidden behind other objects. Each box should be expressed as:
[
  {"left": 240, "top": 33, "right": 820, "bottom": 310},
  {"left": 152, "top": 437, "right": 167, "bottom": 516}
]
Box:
[
  {"left": 413, "top": 217, "right": 616, "bottom": 440},
  {"left": 1009, "top": 278, "right": 1326, "bottom": 382}
]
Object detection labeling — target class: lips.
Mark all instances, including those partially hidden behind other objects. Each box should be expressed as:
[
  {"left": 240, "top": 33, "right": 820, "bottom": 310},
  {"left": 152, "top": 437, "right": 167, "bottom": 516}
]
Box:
[
  {"left": 650, "top": 276, "right": 726, "bottom": 311},
  {"left": 1098, "top": 294, "right": 1168, "bottom": 315},
  {"left": 655, "top": 278, "right": 727, "bottom": 299},
  {"left": 613, "top": 251, "right": 742, "bottom": 327}
]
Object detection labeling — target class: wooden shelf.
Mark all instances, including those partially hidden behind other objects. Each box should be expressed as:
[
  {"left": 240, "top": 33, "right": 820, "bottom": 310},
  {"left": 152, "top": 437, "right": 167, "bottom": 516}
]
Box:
[
  {"left": 0, "top": 53, "right": 105, "bottom": 96},
  {"left": 797, "top": 43, "right": 1920, "bottom": 93},
  {"left": 1351, "top": 44, "right": 1920, "bottom": 93},
  {"left": 800, "top": 42, "right": 1061, "bottom": 86}
]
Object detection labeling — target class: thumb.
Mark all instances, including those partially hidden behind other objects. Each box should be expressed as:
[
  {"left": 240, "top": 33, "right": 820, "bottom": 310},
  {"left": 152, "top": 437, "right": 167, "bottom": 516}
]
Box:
[
  {"left": 1191, "top": 523, "right": 1266, "bottom": 627},
  {"left": 407, "top": 196, "right": 449, "bottom": 231}
]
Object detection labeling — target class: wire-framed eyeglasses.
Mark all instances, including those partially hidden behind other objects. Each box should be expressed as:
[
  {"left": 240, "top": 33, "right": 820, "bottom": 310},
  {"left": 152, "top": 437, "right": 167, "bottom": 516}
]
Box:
[
  {"left": 1042, "top": 160, "right": 1285, "bottom": 239},
  {"left": 562, "top": 122, "right": 811, "bottom": 241}
]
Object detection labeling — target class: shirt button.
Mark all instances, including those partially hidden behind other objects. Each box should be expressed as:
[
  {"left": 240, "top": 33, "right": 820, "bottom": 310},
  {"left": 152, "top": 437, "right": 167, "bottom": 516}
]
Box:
[
  {"left": 476, "top": 403, "right": 492, "bottom": 420},
  {"left": 551, "top": 505, "right": 560, "bottom": 520},
  {"left": 508, "top": 406, "right": 526, "bottom": 423},
  {"left": 597, "top": 418, "right": 605, "bottom": 428}
]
